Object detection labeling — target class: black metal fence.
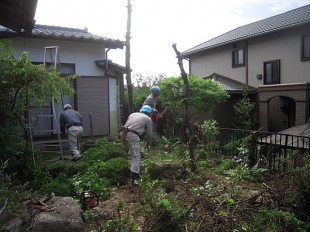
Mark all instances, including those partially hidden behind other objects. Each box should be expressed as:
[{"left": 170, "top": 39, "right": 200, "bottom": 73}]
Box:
[
  {"left": 160, "top": 125, "right": 310, "bottom": 172},
  {"left": 218, "top": 128, "right": 309, "bottom": 172}
]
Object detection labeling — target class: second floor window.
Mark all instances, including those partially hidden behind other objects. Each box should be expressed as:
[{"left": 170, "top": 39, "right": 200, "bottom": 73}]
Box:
[
  {"left": 301, "top": 35, "right": 310, "bottom": 61},
  {"left": 232, "top": 48, "right": 245, "bottom": 67},
  {"left": 264, "top": 60, "right": 280, "bottom": 85}
]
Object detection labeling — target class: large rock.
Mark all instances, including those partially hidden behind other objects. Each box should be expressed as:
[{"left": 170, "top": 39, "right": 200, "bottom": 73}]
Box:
[
  {"left": 6, "top": 196, "right": 84, "bottom": 232},
  {"left": 33, "top": 196, "right": 84, "bottom": 232}
]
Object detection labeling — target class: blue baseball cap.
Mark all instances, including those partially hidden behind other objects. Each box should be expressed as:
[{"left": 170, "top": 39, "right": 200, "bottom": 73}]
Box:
[
  {"left": 139, "top": 105, "right": 153, "bottom": 114},
  {"left": 151, "top": 86, "right": 160, "bottom": 92}
]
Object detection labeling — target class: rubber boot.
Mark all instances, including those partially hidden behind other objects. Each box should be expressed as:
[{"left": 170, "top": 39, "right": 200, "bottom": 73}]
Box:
[{"left": 131, "top": 171, "right": 140, "bottom": 185}]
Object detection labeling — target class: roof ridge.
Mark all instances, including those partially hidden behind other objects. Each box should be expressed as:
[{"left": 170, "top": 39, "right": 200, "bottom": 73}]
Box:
[
  {"left": 183, "top": 4, "right": 310, "bottom": 55},
  {"left": 0, "top": 23, "right": 124, "bottom": 49},
  {"left": 35, "top": 24, "right": 88, "bottom": 33},
  {"left": 235, "top": 4, "right": 310, "bottom": 29}
]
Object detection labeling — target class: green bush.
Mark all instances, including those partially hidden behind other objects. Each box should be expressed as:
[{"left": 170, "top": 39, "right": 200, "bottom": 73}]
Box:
[
  {"left": 27, "top": 167, "right": 53, "bottom": 191},
  {"left": 82, "top": 137, "right": 127, "bottom": 163},
  {"left": 289, "top": 155, "right": 310, "bottom": 218},
  {"left": 45, "top": 161, "right": 67, "bottom": 177},
  {"left": 246, "top": 208, "right": 307, "bottom": 232},
  {"left": 97, "top": 157, "right": 130, "bottom": 186},
  {"left": 71, "top": 167, "right": 110, "bottom": 200},
  {"left": 45, "top": 161, "right": 89, "bottom": 177},
  {"left": 65, "top": 162, "right": 89, "bottom": 176},
  {"left": 39, "top": 174, "right": 73, "bottom": 196}
]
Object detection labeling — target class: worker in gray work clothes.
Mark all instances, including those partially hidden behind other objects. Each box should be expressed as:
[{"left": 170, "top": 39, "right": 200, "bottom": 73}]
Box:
[
  {"left": 143, "top": 85, "right": 168, "bottom": 127},
  {"left": 59, "top": 104, "right": 83, "bottom": 161},
  {"left": 123, "top": 105, "right": 154, "bottom": 182},
  {"left": 143, "top": 85, "right": 161, "bottom": 110}
]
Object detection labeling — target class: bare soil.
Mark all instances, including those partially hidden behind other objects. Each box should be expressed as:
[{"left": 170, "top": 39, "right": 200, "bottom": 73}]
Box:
[{"left": 82, "top": 165, "right": 271, "bottom": 232}]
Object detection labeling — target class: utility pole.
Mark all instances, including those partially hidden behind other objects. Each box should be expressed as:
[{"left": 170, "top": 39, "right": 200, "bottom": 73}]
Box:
[{"left": 126, "top": 0, "right": 134, "bottom": 114}]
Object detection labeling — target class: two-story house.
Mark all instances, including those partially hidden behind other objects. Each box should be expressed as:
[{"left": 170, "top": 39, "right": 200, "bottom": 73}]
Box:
[
  {"left": 183, "top": 4, "right": 310, "bottom": 132},
  {"left": 0, "top": 24, "right": 125, "bottom": 137}
]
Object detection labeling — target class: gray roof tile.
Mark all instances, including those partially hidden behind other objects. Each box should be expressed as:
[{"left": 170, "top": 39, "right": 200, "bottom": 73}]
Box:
[
  {"left": 95, "top": 59, "right": 126, "bottom": 74},
  {"left": 0, "top": 24, "right": 124, "bottom": 49},
  {"left": 183, "top": 4, "right": 310, "bottom": 56},
  {"left": 205, "top": 73, "right": 256, "bottom": 93}
]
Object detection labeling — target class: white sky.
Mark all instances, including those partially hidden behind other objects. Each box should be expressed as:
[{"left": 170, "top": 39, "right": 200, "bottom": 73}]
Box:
[{"left": 34, "top": 0, "right": 309, "bottom": 77}]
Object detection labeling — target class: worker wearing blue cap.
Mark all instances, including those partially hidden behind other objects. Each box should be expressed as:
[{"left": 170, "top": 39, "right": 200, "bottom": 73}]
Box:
[
  {"left": 143, "top": 86, "right": 167, "bottom": 122},
  {"left": 143, "top": 86, "right": 161, "bottom": 110},
  {"left": 122, "top": 105, "right": 154, "bottom": 183}
]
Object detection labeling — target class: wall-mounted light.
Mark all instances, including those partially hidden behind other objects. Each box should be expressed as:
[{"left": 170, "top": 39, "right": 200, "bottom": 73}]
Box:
[{"left": 256, "top": 74, "right": 262, "bottom": 80}]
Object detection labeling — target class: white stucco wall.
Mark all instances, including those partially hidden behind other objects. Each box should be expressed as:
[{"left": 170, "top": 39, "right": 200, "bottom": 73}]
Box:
[
  {"left": 9, "top": 37, "right": 106, "bottom": 76},
  {"left": 190, "top": 24, "right": 310, "bottom": 88}
]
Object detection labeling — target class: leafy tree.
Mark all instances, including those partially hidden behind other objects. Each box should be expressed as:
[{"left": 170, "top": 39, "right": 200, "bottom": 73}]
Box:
[
  {"left": 158, "top": 74, "right": 229, "bottom": 170},
  {"left": 0, "top": 40, "right": 77, "bottom": 160},
  {"left": 190, "top": 76, "right": 229, "bottom": 111},
  {"left": 159, "top": 74, "right": 229, "bottom": 124},
  {"left": 233, "top": 89, "right": 259, "bottom": 130}
]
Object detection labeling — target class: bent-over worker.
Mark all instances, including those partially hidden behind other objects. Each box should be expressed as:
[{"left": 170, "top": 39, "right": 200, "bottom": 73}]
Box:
[{"left": 123, "top": 105, "right": 154, "bottom": 182}]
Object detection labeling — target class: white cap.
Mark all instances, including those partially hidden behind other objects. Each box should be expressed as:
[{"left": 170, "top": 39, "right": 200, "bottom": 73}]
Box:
[{"left": 63, "top": 104, "right": 72, "bottom": 110}]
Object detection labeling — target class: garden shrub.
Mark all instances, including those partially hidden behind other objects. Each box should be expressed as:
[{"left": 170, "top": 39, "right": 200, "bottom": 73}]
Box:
[
  {"left": 39, "top": 173, "right": 73, "bottom": 196},
  {"left": 232, "top": 89, "right": 259, "bottom": 130},
  {"left": 97, "top": 157, "right": 130, "bottom": 186},
  {"left": 65, "top": 162, "right": 89, "bottom": 176},
  {"left": 214, "top": 158, "right": 236, "bottom": 174},
  {"left": 45, "top": 161, "right": 89, "bottom": 177},
  {"left": 45, "top": 161, "right": 67, "bottom": 177},
  {"left": 289, "top": 155, "right": 310, "bottom": 219},
  {"left": 82, "top": 137, "right": 127, "bottom": 163},
  {"left": 27, "top": 167, "right": 53, "bottom": 191},
  {"left": 246, "top": 208, "right": 307, "bottom": 232},
  {"left": 2, "top": 146, "right": 35, "bottom": 185},
  {"left": 71, "top": 168, "right": 110, "bottom": 200}
]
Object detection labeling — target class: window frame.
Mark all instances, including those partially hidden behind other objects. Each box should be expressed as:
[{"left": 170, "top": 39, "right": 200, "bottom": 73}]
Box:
[
  {"left": 32, "top": 62, "right": 76, "bottom": 75},
  {"left": 263, "top": 59, "right": 280, "bottom": 85},
  {"left": 232, "top": 47, "right": 245, "bottom": 68},
  {"left": 301, "top": 34, "right": 310, "bottom": 61}
]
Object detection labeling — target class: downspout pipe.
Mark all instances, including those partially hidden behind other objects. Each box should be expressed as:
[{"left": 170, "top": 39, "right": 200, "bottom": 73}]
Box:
[
  {"left": 245, "top": 42, "right": 248, "bottom": 85},
  {"left": 105, "top": 48, "right": 111, "bottom": 75},
  {"left": 105, "top": 48, "right": 112, "bottom": 135}
]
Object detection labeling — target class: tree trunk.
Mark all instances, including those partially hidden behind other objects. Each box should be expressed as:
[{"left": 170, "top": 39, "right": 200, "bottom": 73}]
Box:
[
  {"left": 126, "top": 0, "right": 134, "bottom": 114},
  {"left": 172, "top": 43, "right": 197, "bottom": 172}
]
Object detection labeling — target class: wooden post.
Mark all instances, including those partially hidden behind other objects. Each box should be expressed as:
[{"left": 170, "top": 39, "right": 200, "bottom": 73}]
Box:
[
  {"left": 89, "top": 112, "right": 93, "bottom": 140},
  {"left": 125, "top": 0, "right": 134, "bottom": 114}
]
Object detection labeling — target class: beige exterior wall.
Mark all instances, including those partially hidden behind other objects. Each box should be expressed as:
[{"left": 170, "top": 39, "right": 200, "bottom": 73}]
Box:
[
  {"left": 190, "top": 45, "right": 246, "bottom": 84},
  {"left": 248, "top": 24, "right": 310, "bottom": 87},
  {"left": 9, "top": 37, "right": 107, "bottom": 76},
  {"left": 190, "top": 24, "right": 310, "bottom": 88}
]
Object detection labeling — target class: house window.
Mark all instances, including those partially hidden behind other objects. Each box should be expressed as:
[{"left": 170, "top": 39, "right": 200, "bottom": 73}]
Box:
[
  {"left": 32, "top": 62, "right": 75, "bottom": 75},
  {"left": 232, "top": 48, "right": 245, "bottom": 67},
  {"left": 301, "top": 35, "right": 310, "bottom": 61},
  {"left": 264, "top": 60, "right": 280, "bottom": 85}
]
